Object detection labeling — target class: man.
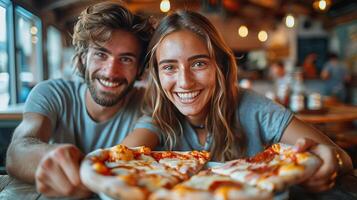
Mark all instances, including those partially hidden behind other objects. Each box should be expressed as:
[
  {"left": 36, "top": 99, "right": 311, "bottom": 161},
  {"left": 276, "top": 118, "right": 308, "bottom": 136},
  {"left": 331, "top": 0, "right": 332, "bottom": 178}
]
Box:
[
  {"left": 6, "top": 1, "right": 153, "bottom": 198},
  {"left": 321, "top": 53, "right": 351, "bottom": 102}
]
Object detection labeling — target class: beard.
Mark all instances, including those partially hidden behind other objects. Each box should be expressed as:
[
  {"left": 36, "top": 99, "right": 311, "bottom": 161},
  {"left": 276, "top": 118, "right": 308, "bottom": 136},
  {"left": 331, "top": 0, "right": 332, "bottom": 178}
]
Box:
[{"left": 85, "top": 74, "right": 135, "bottom": 107}]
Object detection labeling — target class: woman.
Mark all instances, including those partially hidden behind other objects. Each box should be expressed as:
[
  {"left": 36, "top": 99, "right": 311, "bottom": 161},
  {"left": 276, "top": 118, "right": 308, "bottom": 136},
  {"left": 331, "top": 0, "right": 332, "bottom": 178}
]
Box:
[{"left": 123, "top": 10, "right": 352, "bottom": 192}]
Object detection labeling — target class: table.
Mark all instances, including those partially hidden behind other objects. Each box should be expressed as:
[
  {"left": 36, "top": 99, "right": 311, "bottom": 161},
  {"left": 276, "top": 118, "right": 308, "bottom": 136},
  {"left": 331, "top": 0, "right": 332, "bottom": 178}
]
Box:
[
  {"left": 296, "top": 104, "right": 357, "bottom": 149},
  {"left": 0, "top": 104, "right": 23, "bottom": 121},
  {"left": 1, "top": 171, "right": 357, "bottom": 200},
  {"left": 0, "top": 175, "right": 99, "bottom": 200},
  {"left": 296, "top": 104, "right": 357, "bottom": 124}
]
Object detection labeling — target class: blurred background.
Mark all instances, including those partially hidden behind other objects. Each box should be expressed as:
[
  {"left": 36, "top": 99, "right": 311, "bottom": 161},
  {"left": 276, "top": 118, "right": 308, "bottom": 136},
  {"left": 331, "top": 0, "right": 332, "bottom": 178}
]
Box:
[
  {"left": 0, "top": 0, "right": 356, "bottom": 171},
  {"left": 0, "top": 0, "right": 356, "bottom": 106}
]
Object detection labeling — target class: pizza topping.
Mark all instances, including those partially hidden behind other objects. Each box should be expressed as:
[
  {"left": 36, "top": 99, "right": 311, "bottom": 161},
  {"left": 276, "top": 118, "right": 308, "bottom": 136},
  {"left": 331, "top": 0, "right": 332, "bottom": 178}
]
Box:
[
  {"left": 247, "top": 148, "right": 277, "bottom": 163},
  {"left": 208, "top": 180, "right": 242, "bottom": 191},
  {"left": 109, "top": 145, "right": 135, "bottom": 161},
  {"left": 92, "top": 162, "right": 111, "bottom": 175}
]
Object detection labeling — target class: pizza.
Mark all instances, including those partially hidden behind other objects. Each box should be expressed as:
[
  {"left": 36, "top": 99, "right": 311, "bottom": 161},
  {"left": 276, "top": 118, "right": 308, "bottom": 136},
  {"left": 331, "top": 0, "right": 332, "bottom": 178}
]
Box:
[
  {"left": 150, "top": 170, "right": 272, "bottom": 200},
  {"left": 80, "top": 145, "right": 210, "bottom": 199},
  {"left": 211, "top": 143, "right": 322, "bottom": 192},
  {"left": 80, "top": 143, "right": 321, "bottom": 200}
]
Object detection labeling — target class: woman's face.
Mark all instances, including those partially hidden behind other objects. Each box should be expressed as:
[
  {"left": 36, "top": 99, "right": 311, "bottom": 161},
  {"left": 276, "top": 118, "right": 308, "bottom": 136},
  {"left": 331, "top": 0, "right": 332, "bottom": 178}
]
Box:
[{"left": 156, "top": 30, "right": 217, "bottom": 123}]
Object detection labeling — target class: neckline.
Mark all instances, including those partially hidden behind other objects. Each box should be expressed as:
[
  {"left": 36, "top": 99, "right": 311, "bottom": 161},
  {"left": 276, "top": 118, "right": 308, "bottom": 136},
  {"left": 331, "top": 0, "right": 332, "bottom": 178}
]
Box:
[{"left": 190, "top": 123, "right": 205, "bottom": 129}]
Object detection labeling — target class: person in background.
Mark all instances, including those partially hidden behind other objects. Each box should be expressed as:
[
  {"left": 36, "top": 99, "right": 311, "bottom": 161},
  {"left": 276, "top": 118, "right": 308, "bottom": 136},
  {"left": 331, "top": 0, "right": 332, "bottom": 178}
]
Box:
[
  {"left": 321, "top": 53, "right": 351, "bottom": 102},
  {"left": 122, "top": 10, "right": 353, "bottom": 193},
  {"left": 303, "top": 52, "right": 318, "bottom": 79},
  {"left": 6, "top": 1, "right": 153, "bottom": 198},
  {"left": 269, "top": 61, "right": 287, "bottom": 86}
]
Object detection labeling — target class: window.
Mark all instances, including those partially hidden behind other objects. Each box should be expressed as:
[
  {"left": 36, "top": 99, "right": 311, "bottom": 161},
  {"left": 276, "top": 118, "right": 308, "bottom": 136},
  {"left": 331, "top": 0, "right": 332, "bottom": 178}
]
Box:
[
  {"left": 15, "top": 6, "right": 42, "bottom": 103},
  {"left": 0, "top": 4, "right": 9, "bottom": 108},
  {"left": 47, "top": 26, "right": 63, "bottom": 79}
]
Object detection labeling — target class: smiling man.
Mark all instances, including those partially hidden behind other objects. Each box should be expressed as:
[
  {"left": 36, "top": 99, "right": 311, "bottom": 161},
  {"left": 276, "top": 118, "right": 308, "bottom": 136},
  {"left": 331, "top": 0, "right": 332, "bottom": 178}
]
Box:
[{"left": 6, "top": 2, "right": 153, "bottom": 198}]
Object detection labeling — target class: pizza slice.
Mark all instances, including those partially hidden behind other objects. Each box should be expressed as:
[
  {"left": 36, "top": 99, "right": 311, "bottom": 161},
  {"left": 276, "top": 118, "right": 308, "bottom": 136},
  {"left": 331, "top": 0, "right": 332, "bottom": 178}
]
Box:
[
  {"left": 211, "top": 143, "right": 321, "bottom": 192},
  {"left": 150, "top": 170, "right": 272, "bottom": 200},
  {"left": 80, "top": 145, "right": 210, "bottom": 200},
  {"left": 151, "top": 150, "right": 210, "bottom": 175}
]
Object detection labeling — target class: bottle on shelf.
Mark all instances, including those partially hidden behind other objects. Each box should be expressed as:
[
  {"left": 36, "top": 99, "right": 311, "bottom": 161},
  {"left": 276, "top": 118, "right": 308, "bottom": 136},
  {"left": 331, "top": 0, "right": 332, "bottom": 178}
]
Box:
[{"left": 289, "top": 70, "right": 306, "bottom": 112}]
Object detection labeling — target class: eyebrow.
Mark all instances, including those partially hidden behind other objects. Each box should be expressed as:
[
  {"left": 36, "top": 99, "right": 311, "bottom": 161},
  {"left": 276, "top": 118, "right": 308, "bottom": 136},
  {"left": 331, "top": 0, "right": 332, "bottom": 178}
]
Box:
[
  {"left": 188, "top": 54, "right": 210, "bottom": 61},
  {"left": 158, "top": 54, "right": 210, "bottom": 65},
  {"left": 92, "top": 46, "right": 137, "bottom": 58}
]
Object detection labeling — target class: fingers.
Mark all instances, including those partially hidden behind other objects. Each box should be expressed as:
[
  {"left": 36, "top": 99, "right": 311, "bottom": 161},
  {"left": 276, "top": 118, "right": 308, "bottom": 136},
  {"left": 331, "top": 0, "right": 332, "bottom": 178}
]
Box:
[
  {"left": 302, "top": 170, "right": 337, "bottom": 193},
  {"left": 300, "top": 144, "right": 340, "bottom": 193},
  {"left": 293, "top": 138, "right": 318, "bottom": 152},
  {"left": 54, "top": 145, "right": 83, "bottom": 186},
  {"left": 35, "top": 144, "right": 91, "bottom": 198},
  {"left": 309, "top": 145, "right": 338, "bottom": 181},
  {"left": 36, "top": 156, "right": 74, "bottom": 196},
  {"left": 304, "top": 180, "right": 336, "bottom": 193}
]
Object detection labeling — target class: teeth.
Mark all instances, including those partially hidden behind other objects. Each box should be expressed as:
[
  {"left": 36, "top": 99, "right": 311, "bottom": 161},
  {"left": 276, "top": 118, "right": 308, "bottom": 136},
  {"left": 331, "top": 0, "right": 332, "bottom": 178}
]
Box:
[
  {"left": 98, "top": 79, "right": 120, "bottom": 87},
  {"left": 176, "top": 91, "right": 200, "bottom": 100}
]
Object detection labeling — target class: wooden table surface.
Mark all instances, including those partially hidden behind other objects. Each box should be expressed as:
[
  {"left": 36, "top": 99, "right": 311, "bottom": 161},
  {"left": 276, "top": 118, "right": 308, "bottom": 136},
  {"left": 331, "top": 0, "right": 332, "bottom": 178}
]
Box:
[
  {"left": 296, "top": 104, "right": 357, "bottom": 124},
  {"left": 1, "top": 171, "right": 357, "bottom": 200}
]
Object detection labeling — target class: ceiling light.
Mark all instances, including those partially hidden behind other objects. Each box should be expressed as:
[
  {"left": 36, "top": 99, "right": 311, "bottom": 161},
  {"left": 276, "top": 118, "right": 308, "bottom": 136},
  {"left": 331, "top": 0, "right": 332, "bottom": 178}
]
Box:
[
  {"left": 258, "top": 30, "right": 268, "bottom": 42},
  {"left": 30, "top": 26, "right": 38, "bottom": 35},
  {"left": 160, "top": 0, "right": 170, "bottom": 13},
  {"left": 285, "top": 14, "right": 295, "bottom": 28},
  {"left": 313, "top": 0, "right": 331, "bottom": 12},
  {"left": 238, "top": 25, "right": 248, "bottom": 37},
  {"left": 31, "top": 36, "right": 38, "bottom": 44}
]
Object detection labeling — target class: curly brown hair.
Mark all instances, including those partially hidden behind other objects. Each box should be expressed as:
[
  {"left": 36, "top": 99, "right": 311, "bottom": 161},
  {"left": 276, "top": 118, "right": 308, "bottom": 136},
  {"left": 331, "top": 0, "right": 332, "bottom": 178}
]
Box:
[{"left": 72, "top": 1, "right": 154, "bottom": 78}]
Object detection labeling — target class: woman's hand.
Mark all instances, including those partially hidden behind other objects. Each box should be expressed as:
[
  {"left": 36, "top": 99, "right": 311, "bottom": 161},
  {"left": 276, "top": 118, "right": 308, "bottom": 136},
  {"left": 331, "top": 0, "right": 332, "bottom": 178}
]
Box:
[{"left": 293, "top": 138, "right": 340, "bottom": 192}]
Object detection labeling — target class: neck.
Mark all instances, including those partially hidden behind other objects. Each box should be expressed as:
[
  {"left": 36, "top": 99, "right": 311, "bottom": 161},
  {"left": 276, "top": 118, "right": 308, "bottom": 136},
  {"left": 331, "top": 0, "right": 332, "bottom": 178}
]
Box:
[
  {"left": 187, "top": 116, "right": 206, "bottom": 130},
  {"left": 85, "top": 90, "right": 124, "bottom": 122},
  {"left": 190, "top": 123, "right": 205, "bottom": 129}
]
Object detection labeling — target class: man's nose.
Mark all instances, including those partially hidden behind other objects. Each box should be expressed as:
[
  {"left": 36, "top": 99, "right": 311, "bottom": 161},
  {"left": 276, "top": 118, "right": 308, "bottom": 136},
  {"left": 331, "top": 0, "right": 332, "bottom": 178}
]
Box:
[
  {"left": 177, "top": 68, "right": 194, "bottom": 89},
  {"left": 104, "top": 58, "right": 122, "bottom": 75}
]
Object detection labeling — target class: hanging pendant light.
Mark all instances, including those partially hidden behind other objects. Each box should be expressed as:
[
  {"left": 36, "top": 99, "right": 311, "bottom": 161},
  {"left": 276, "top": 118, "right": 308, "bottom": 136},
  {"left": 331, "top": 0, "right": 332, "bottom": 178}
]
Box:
[{"left": 160, "top": 0, "right": 171, "bottom": 13}]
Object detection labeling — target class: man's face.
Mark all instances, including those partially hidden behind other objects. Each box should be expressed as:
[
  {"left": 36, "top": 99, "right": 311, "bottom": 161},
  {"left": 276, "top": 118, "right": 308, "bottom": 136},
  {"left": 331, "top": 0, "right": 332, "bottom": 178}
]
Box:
[{"left": 85, "top": 29, "right": 141, "bottom": 107}]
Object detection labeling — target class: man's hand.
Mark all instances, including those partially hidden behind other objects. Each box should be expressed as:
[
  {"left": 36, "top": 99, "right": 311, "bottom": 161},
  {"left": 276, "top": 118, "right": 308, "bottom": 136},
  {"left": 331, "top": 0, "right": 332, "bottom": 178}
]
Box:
[
  {"left": 294, "top": 138, "right": 339, "bottom": 192},
  {"left": 35, "top": 144, "right": 92, "bottom": 198}
]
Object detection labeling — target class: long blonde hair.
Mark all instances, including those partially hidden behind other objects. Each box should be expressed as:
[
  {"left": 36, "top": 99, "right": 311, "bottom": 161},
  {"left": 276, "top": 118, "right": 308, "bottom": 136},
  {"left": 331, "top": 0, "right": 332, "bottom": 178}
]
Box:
[{"left": 145, "top": 10, "right": 246, "bottom": 161}]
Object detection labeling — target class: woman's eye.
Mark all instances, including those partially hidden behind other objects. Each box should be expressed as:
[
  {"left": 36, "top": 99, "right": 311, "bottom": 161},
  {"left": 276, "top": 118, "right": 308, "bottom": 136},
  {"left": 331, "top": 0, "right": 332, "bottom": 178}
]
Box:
[
  {"left": 162, "top": 65, "right": 174, "bottom": 71},
  {"left": 192, "top": 61, "right": 207, "bottom": 68}
]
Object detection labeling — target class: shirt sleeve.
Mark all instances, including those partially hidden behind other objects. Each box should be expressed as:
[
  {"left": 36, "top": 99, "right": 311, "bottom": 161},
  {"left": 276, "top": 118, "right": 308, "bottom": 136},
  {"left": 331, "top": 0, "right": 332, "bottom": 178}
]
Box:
[
  {"left": 133, "top": 115, "right": 164, "bottom": 145},
  {"left": 24, "top": 81, "right": 62, "bottom": 129},
  {"left": 239, "top": 89, "right": 294, "bottom": 144}
]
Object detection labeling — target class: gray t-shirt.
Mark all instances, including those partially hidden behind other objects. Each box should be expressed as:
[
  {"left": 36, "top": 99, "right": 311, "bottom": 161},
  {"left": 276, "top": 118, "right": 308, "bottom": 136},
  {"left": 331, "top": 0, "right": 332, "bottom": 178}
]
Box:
[
  {"left": 322, "top": 61, "right": 348, "bottom": 93},
  {"left": 134, "top": 89, "right": 293, "bottom": 157},
  {"left": 25, "top": 79, "right": 144, "bottom": 154}
]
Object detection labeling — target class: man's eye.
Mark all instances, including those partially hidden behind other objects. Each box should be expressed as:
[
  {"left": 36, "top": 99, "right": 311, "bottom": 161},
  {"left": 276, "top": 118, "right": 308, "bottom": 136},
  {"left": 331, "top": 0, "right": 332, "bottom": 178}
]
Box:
[
  {"left": 94, "top": 52, "right": 106, "bottom": 59},
  {"left": 120, "top": 57, "right": 134, "bottom": 64}
]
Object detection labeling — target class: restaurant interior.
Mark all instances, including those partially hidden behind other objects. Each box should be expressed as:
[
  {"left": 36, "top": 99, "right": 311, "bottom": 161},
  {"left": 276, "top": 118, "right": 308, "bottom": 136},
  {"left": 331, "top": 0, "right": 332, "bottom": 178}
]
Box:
[{"left": 0, "top": 0, "right": 356, "bottom": 178}]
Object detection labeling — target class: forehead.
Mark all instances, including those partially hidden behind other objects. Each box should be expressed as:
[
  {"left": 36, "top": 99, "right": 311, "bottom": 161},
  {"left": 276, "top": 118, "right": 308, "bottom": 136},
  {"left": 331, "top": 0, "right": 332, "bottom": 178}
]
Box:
[
  {"left": 93, "top": 29, "right": 141, "bottom": 55},
  {"left": 156, "top": 30, "right": 209, "bottom": 60}
]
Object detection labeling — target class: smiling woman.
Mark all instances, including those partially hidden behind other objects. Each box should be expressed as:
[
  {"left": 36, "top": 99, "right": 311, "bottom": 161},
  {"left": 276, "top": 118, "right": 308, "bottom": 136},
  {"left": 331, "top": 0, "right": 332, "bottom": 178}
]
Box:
[{"left": 122, "top": 10, "right": 353, "bottom": 193}]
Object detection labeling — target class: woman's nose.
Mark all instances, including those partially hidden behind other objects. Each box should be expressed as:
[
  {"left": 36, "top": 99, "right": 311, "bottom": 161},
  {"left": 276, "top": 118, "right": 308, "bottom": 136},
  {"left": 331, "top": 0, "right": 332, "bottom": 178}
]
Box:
[{"left": 177, "top": 68, "right": 194, "bottom": 89}]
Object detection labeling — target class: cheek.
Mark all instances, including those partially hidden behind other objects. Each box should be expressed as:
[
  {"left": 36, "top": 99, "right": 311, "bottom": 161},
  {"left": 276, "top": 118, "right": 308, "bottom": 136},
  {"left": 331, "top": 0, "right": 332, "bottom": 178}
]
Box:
[
  {"left": 159, "top": 74, "right": 174, "bottom": 92},
  {"left": 128, "top": 68, "right": 139, "bottom": 80}
]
